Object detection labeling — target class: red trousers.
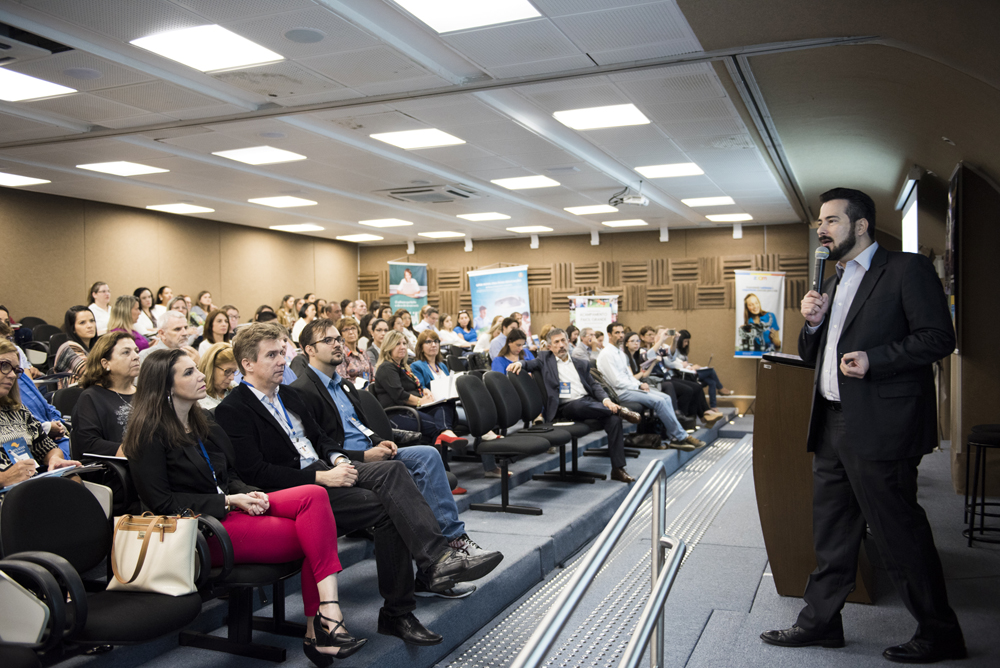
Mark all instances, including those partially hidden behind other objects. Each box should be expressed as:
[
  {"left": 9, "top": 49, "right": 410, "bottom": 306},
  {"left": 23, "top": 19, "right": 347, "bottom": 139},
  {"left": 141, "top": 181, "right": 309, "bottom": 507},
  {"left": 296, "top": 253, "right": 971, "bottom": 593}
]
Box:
[{"left": 213, "top": 485, "right": 341, "bottom": 616}]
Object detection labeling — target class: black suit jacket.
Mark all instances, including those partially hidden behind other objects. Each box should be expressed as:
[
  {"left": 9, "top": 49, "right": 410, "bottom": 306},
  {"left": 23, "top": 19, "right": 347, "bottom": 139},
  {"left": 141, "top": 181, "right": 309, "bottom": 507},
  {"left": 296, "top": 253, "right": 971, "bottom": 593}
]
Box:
[
  {"left": 799, "top": 245, "right": 954, "bottom": 460},
  {"left": 215, "top": 383, "right": 344, "bottom": 492},
  {"left": 290, "top": 365, "right": 393, "bottom": 461},
  {"left": 521, "top": 351, "right": 609, "bottom": 422},
  {"left": 128, "top": 419, "right": 258, "bottom": 520}
]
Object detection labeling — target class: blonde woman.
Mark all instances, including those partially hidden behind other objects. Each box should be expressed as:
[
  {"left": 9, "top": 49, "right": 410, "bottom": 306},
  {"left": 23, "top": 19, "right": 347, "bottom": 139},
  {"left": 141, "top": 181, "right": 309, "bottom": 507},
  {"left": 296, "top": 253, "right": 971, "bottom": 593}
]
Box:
[
  {"left": 107, "top": 295, "right": 150, "bottom": 351},
  {"left": 277, "top": 294, "right": 297, "bottom": 330},
  {"left": 197, "top": 343, "right": 238, "bottom": 410},
  {"left": 473, "top": 315, "right": 504, "bottom": 353}
]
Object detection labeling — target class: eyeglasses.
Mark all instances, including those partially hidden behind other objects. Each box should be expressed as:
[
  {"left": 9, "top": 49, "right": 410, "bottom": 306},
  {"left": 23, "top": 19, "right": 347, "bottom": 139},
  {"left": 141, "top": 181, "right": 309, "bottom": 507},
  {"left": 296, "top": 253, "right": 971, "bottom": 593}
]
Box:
[
  {"left": 311, "top": 336, "right": 344, "bottom": 347},
  {"left": 220, "top": 368, "right": 237, "bottom": 378},
  {"left": 424, "top": 340, "right": 440, "bottom": 346},
  {"left": 0, "top": 361, "right": 24, "bottom": 377}
]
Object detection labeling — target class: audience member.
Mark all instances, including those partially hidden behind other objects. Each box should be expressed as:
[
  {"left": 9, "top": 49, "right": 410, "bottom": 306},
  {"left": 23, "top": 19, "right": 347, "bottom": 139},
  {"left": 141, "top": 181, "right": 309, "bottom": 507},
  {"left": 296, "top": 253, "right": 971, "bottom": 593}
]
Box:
[
  {"left": 510, "top": 328, "right": 635, "bottom": 483},
  {"left": 303, "top": 293, "right": 317, "bottom": 304},
  {"left": 292, "top": 302, "right": 318, "bottom": 344},
  {"left": 394, "top": 309, "right": 418, "bottom": 351},
  {"left": 653, "top": 327, "right": 721, "bottom": 423},
  {"left": 334, "top": 318, "right": 373, "bottom": 386},
  {"left": 0, "top": 339, "right": 80, "bottom": 487},
  {"left": 537, "top": 323, "right": 554, "bottom": 351},
  {"left": 597, "top": 325, "right": 708, "bottom": 451},
  {"left": 54, "top": 305, "right": 96, "bottom": 384},
  {"left": 453, "top": 310, "right": 477, "bottom": 344},
  {"left": 140, "top": 310, "right": 200, "bottom": 364},
  {"left": 277, "top": 294, "right": 297, "bottom": 329},
  {"left": 71, "top": 331, "right": 139, "bottom": 458},
  {"left": 594, "top": 331, "right": 605, "bottom": 353},
  {"left": 353, "top": 300, "right": 368, "bottom": 319},
  {"left": 437, "top": 313, "right": 472, "bottom": 349},
  {"left": 215, "top": 323, "right": 501, "bottom": 645},
  {"left": 197, "top": 342, "right": 237, "bottom": 411},
  {"left": 191, "top": 290, "right": 214, "bottom": 327},
  {"left": 166, "top": 296, "right": 195, "bottom": 336},
  {"left": 182, "top": 294, "right": 193, "bottom": 314},
  {"left": 87, "top": 281, "right": 112, "bottom": 335},
  {"left": 357, "top": 313, "right": 374, "bottom": 351},
  {"left": 365, "top": 318, "right": 389, "bottom": 368},
  {"left": 413, "top": 307, "right": 439, "bottom": 334},
  {"left": 369, "top": 300, "right": 382, "bottom": 316},
  {"left": 295, "top": 297, "right": 305, "bottom": 314},
  {"left": 198, "top": 308, "right": 231, "bottom": 356},
  {"left": 322, "top": 301, "right": 343, "bottom": 322},
  {"left": 222, "top": 304, "right": 240, "bottom": 334},
  {"left": 410, "top": 330, "right": 451, "bottom": 387},
  {"left": 474, "top": 316, "right": 504, "bottom": 353},
  {"left": 566, "top": 325, "right": 580, "bottom": 353},
  {"left": 151, "top": 285, "right": 172, "bottom": 322},
  {"left": 133, "top": 287, "right": 157, "bottom": 337},
  {"left": 124, "top": 348, "right": 366, "bottom": 663},
  {"left": 255, "top": 305, "right": 277, "bottom": 322},
  {"left": 108, "top": 295, "right": 151, "bottom": 351},
  {"left": 571, "top": 327, "right": 598, "bottom": 364},
  {"left": 340, "top": 299, "right": 354, "bottom": 321},
  {"left": 377, "top": 305, "right": 393, "bottom": 321},
  {"left": 673, "top": 330, "right": 733, "bottom": 407},
  {"left": 489, "top": 317, "right": 518, "bottom": 358},
  {"left": 490, "top": 328, "right": 534, "bottom": 373}
]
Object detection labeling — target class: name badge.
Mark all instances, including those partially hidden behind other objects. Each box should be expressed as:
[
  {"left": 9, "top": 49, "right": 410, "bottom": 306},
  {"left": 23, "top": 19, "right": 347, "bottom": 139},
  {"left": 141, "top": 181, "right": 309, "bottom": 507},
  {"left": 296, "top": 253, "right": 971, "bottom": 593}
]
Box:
[
  {"left": 290, "top": 436, "right": 315, "bottom": 460},
  {"left": 349, "top": 416, "right": 376, "bottom": 438},
  {"left": 3, "top": 437, "right": 32, "bottom": 463},
  {"left": 559, "top": 381, "right": 572, "bottom": 397}
]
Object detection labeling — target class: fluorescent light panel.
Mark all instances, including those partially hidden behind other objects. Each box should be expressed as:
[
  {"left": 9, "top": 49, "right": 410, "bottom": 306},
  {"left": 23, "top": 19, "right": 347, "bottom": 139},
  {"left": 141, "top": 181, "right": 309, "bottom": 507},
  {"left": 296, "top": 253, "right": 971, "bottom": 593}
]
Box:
[
  {"left": 457, "top": 212, "right": 510, "bottom": 221},
  {"left": 359, "top": 218, "right": 413, "bottom": 228},
  {"left": 602, "top": 219, "right": 648, "bottom": 228},
  {"left": 393, "top": 0, "right": 541, "bottom": 33},
  {"left": 0, "top": 68, "right": 76, "bottom": 101},
  {"left": 130, "top": 25, "right": 283, "bottom": 72},
  {"left": 0, "top": 171, "right": 50, "bottom": 187},
  {"left": 636, "top": 163, "right": 704, "bottom": 178},
  {"left": 491, "top": 175, "right": 560, "bottom": 190},
  {"left": 507, "top": 225, "right": 552, "bottom": 233},
  {"left": 706, "top": 213, "right": 753, "bottom": 222},
  {"left": 146, "top": 203, "right": 214, "bottom": 214},
  {"left": 77, "top": 161, "right": 168, "bottom": 176},
  {"left": 418, "top": 231, "right": 466, "bottom": 238},
  {"left": 553, "top": 104, "right": 649, "bottom": 130},
  {"left": 369, "top": 129, "right": 464, "bottom": 149},
  {"left": 337, "top": 233, "right": 383, "bottom": 242},
  {"left": 248, "top": 196, "right": 317, "bottom": 208},
  {"left": 565, "top": 204, "right": 617, "bottom": 215},
  {"left": 271, "top": 224, "right": 325, "bottom": 232},
  {"left": 682, "top": 196, "right": 735, "bottom": 207},
  {"left": 212, "top": 146, "right": 306, "bottom": 165}
]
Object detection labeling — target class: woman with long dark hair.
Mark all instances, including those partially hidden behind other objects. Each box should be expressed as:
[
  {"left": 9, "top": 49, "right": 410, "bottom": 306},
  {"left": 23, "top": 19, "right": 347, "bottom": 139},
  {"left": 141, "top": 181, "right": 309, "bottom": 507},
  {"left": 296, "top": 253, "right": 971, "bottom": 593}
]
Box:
[
  {"left": 490, "top": 328, "right": 534, "bottom": 374},
  {"left": 124, "top": 349, "right": 365, "bottom": 665},
  {"left": 54, "top": 305, "right": 96, "bottom": 385},
  {"left": 673, "top": 330, "right": 733, "bottom": 408},
  {"left": 133, "top": 287, "right": 157, "bottom": 337},
  {"left": 198, "top": 309, "right": 231, "bottom": 356},
  {"left": 70, "top": 331, "right": 140, "bottom": 458}
]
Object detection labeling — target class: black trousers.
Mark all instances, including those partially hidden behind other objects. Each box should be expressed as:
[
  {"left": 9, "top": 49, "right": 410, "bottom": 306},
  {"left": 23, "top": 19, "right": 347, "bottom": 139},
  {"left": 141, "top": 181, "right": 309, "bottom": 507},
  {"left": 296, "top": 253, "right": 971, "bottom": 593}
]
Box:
[
  {"left": 665, "top": 378, "right": 710, "bottom": 418},
  {"left": 557, "top": 396, "right": 626, "bottom": 469},
  {"left": 796, "top": 405, "right": 961, "bottom": 643},
  {"left": 324, "top": 459, "right": 449, "bottom": 617}
]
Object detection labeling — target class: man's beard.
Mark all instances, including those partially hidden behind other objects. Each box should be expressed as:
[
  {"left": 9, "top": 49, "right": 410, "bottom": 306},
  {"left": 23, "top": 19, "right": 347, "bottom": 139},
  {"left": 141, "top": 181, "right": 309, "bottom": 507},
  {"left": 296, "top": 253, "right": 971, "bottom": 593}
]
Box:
[{"left": 824, "top": 228, "right": 857, "bottom": 262}]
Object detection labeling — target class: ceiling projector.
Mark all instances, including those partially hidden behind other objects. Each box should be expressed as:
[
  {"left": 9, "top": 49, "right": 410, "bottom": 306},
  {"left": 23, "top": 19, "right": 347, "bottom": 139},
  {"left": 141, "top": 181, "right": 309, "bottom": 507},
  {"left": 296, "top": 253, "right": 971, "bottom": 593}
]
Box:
[
  {"left": 609, "top": 184, "right": 649, "bottom": 207},
  {"left": 622, "top": 194, "right": 649, "bottom": 206}
]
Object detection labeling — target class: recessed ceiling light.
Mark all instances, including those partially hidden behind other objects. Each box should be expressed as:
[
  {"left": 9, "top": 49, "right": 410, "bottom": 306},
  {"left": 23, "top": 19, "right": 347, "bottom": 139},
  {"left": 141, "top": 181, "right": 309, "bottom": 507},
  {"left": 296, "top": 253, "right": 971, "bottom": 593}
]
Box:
[
  {"left": 0, "top": 171, "right": 51, "bottom": 187},
  {"left": 359, "top": 218, "right": 413, "bottom": 228},
  {"left": 130, "top": 25, "right": 284, "bottom": 72},
  {"left": 0, "top": 68, "right": 76, "bottom": 102},
  {"left": 602, "top": 219, "right": 648, "bottom": 228},
  {"left": 565, "top": 205, "right": 618, "bottom": 215},
  {"left": 682, "top": 196, "right": 735, "bottom": 207},
  {"left": 337, "top": 233, "right": 383, "bottom": 242},
  {"left": 418, "top": 231, "right": 466, "bottom": 238},
  {"left": 212, "top": 146, "right": 306, "bottom": 165},
  {"left": 507, "top": 225, "right": 553, "bottom": 233},
  {"left": 491, "top": 175, "right": 560, "bottom": 190},
  {"left": 553, "top": 104, "right": 650, "bottom": 131},
  {"left": 393, "top": 0, "right": 541, "bottom": 33},
  {"left": 270, "top": 224, "right": 325, "bottom": 232},
  {"left": 457, "top": 212, "right": 510, "bottom": 221},
  {"left": 636, "top": 163, "right": 704, "bottom": 178},
  {"left": 146, "top": 203, "right": 215, "bottom": 214},
  {"left": 706, "top": 213, "right": 753, "bottom": 222},
  {"left": 248, "top": 196, "right": 317, "bottom": 208},
  {"left": 369, "top": 129, "right": 465, "bottom": 149},
  {"left": 76, "top": 161, "right": 168, "bottom": 176}
]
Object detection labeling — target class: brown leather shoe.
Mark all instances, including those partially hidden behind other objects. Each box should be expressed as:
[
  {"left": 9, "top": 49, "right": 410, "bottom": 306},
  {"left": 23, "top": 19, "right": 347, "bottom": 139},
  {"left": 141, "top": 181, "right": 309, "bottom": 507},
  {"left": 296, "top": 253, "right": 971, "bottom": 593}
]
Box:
[
  {"left": 610, "top": 467, "right": 635, "bottom": 483},
  {"left": 619, "top": 407, "right": 642, "bottom": 424}
]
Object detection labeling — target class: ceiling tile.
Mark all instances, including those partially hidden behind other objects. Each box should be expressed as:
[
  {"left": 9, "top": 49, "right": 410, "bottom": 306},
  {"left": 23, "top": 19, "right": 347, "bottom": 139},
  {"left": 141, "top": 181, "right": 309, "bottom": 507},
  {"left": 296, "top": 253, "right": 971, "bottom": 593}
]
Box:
[
  {"left": 0, "top": 114, "right": 81, "bottom": 143},
  {"left": 532, "top": 0, "right": 654, "bottom": 17},
  {"left": 551, "top": 2, "right": 698, "bottom": 52},
  {"left": 589, "top": 41, "right": 702, "bottom": 66},
  {"left": 327, "top": 110, "right": 427, "bottom": 135},
  {"left": 169, "top": 0, "right": 315, "bottom": 23},
  {"left": 615, "top": 72, "right": 726, "bottom": 106},
  {"left": 673, "top": 134, "right": 756, "bottom": 152},
  {"left": 93, "top": 80, "right": 219, "bottom": 112},
  {"left": 211, "top": 62, "right": 344, "bottom": 99},
  {"left": 443, "top": 19, "right": 581, "bottom": 69},
  {"left": 524, "top": 83, "right": 627, "bottom": 112},
  {"left": 644, "top": 98, "right": 738, "bottom": 124},
  {"left": 657, "top": 118, "right": 747, "bottom": 138},
  {"left": 352, "top": 74, "right": 451, "bottom": 96},
  {"left": 394, "top": 100, "right": 508, "bottom": 128},
  {"left": 29, "top": 0, "right": 206, "bottom": 42},
  {"left": 5, "top": 52, "right": 156, "bottom": 92},
  {"left": 488, "top": 55, "right": 596, "bottom": 79},
  {"left": 299, "top": 47, "right": 431, "bottom": 87},
  {"left": 22, "top": 92, "right": 148, "bottom": 124},
  {"left": 225, "top": 6, "right": 380, "bottom": 59}
]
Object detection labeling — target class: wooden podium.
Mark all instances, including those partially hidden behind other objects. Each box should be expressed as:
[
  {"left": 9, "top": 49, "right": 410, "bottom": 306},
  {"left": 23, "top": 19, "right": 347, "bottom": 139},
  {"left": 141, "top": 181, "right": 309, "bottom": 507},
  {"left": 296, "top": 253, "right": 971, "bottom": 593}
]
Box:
[{"left": 753, "top": 355, "right": 875, "bottom": 603}]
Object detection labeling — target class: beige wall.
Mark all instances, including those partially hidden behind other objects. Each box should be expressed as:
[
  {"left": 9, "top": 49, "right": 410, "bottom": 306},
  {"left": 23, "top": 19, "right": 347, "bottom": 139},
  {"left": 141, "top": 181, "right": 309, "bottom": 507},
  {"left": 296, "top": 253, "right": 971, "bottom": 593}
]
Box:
[
  {"left": 360, "top": 224, "right": 811, "bottom": 397},
  {"left": 0, "top": 186, "right": 358, "bottom": 326}
]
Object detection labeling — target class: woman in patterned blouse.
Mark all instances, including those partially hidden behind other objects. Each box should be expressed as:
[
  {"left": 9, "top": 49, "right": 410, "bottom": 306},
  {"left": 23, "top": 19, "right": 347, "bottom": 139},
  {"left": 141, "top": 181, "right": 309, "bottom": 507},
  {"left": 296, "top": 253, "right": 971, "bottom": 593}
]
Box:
[{"left": 334, "top": 318, "right": 373, "bottom": 387}]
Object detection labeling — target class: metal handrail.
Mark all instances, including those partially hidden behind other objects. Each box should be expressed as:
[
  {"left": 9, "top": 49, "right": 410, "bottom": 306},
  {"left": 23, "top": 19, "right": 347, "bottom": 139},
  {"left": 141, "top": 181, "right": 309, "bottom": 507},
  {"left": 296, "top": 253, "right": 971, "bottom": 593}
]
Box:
[{"left": 510, "top": 459, "right": 687, "bottom": 668}]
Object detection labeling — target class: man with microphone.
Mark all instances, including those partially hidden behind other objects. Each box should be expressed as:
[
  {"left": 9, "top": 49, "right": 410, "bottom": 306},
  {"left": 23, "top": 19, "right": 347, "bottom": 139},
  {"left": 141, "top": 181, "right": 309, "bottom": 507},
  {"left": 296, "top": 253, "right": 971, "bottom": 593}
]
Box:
[{"left": 760, "top": 188, "right": 964, "bottom": 663}]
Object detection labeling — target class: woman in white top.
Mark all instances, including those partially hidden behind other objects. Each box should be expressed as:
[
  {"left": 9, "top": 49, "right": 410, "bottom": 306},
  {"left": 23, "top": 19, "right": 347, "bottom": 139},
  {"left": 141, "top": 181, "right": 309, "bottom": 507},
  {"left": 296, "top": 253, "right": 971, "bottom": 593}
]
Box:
[
  {"left": 87, "top": 281, "right": 112, "bottom": 335},
  {"left": 151, "top": 285, "right": 172, "bottom": 323},
  {"left": 437, "top": 313, "right": 472, "bottom": 349},
  {"left": 133, "top": 287, "right": 157, "bottom": 337},
  {"left": 397, "top": 268, "right": 420, "bottom": 298},
  {"left": 291, "top": 302, "right": 317, "bottom": 345},
  {"left": 198, "top": 309, "right": 231, "bottom": 356},
  {"left": 393, "top": 309, "right": 418, "bottom": 352}
]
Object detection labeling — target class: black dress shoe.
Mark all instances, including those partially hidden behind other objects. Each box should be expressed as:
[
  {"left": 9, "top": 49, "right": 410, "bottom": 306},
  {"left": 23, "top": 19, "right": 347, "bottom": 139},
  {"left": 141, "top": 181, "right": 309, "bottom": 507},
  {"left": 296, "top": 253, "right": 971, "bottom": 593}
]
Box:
[
  {"left": 377, "top": 611, "right": 443, "bottom": 646},
  {"left": 610, "top": 467, "right": 635, "bottom": 483},
  {"left": 760, "top": 625, "right": 845, "bottom": 648},
  {"left": 423, "top": 547, "right": 503, "bottom": 593},
  {"left": 882, "top": 638, "right": 967, "bottom": 664},
  {"left": 619, "top": 407, "right": 642, "bottom": 424}
]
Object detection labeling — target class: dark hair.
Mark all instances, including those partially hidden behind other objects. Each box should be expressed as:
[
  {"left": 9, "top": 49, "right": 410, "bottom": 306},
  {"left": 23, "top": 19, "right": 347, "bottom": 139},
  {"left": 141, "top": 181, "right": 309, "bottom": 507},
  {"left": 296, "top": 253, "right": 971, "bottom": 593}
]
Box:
[
  {"left": 63, "top": 305, "right": 95, "bottom": 349},
  {"left": 254, "top": 304, "right": 275, "bottom": 322},
  {"left": 624, "top": 332, "right": 643, "bottom": 373},
  {"left": 676, "top": 330, "right": 691, "bottom": 355},
  {"left": 87, "top": 281, "right": 108, "bottom": 305},
  {"left": 256, "top": 310, "right": 278, "bottom": 323},
  {"left": 456, "top": 310, "right": 473, "bottom": 332},
  {"left": 122, "top": 349, "right": 209, "bottom": 459},
  {"left": 358, "top": 313, "right": 373, "bottom": 338},
  {"left": 299, "top": 302, "right": 316, "bottom": 319},
  {"left": 301, "top": 318, "right": 335, "bottom": 352},
  {"left": 424, "top": 307, "right": 439, "bottom": 318},
  {"left": 414, "top": 329, "right": 443, "bottom": 365},
  {"left": 203, "top": 308, "right": 231, "bottom": 344},
  {"left": 819, "top": 187, "right": 876, "bottom": 237},
  {"left": 195, "top": 290, "right": 212, "bottom": 306},
  {"left": 639, "top": 325, "right": 655, "bottom": 337},
  {"left": 340, "top": 299, "right": 352, "bottom": 310},
  {"left": 155, "top": 286, "right": 171, "bottom": 305},
  {"left": 303, "top": 293, "right": 316, "bottom": 301},
  {"left": 80, "top": 331, "right": 135, "bottom": 388},
  {"left": 501, "top": 317, "right": 517, "bottom": 330},
  {"left": 369, "top": 300, "right": 381, "bottom": 313},
  {"left": 607, "top": 322, "right": 624, "bottom": 334},
  {"left": 498, "top": 328, "right": 528, "bottom": 359},
  {"left": 394, "top": 308, "right": 416, "bottom": 333},
  {"left": 566, "top": 325, "right": 579, "bottom": 337}
]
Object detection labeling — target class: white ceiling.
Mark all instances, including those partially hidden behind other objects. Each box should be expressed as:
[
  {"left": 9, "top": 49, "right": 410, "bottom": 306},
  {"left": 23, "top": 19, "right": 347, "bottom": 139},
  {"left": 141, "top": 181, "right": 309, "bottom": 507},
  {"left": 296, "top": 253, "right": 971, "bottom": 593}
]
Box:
[{"left": 0, "top": 0, "right": 800, "bottom": 244}]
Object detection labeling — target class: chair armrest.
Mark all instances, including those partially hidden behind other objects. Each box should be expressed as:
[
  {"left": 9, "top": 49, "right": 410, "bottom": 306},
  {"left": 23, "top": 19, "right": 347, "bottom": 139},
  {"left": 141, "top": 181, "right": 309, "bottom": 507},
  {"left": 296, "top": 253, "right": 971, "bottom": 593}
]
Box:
[
  {"left": 382, "top": 405, "right": 422, "bottom": 431},
  {"left": 0, "top": 558, "right": 69, "bottom": 651},
  {"left": 79, "top": 458, "right": 134, "bottom": 515},
  {"left": 196, "top": 515, "right": 233, "bottom": 585},
  {"left": 5, "top": 552, "right": 87, "bottom": 641}
]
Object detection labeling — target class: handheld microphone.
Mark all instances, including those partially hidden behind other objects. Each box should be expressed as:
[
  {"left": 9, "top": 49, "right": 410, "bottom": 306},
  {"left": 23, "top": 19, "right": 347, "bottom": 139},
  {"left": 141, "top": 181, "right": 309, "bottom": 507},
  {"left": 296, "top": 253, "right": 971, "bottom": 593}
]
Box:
[{"left": 812, "top": 246, "right": 830, "bottom": 293}]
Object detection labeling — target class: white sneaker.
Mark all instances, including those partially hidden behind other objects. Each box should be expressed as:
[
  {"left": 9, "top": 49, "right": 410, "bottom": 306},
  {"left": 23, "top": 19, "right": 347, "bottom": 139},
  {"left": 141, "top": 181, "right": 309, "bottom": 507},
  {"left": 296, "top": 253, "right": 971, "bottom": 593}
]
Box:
[{"left": 449, "top": 533, "right": 487, "bottom": 558}]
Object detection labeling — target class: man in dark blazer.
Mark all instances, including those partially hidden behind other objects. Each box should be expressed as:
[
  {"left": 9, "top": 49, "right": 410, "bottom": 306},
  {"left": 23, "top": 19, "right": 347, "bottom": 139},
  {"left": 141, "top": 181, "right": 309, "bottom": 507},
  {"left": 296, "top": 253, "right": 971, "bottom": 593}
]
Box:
[
  {"left": 216, "top": 323, "right": 502, "bottom": 646},
  {"left": 761, "top": 188, "right": 964, "bottom": 663},
  {"left": 508, "top": 328, "right": 635, "bottom": 483}
]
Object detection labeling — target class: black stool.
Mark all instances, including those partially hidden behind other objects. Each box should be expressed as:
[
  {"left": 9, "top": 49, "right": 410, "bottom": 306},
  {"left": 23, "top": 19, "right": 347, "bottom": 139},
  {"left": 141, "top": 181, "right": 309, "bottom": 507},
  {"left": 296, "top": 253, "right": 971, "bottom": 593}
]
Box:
[{"left": 964, "top": 429, "right": 1000, "bottom": 546}]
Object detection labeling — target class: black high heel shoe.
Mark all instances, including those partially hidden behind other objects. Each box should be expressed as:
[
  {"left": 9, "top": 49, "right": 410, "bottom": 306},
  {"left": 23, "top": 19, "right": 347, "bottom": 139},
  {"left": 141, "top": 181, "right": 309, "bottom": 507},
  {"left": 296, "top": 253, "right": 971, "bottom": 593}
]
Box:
[
  {"left": 314, "top": 601, "right": 367, "bottom": 660},
  {"left": 303, "top": 638, "right": 333, "bottom": 668}
]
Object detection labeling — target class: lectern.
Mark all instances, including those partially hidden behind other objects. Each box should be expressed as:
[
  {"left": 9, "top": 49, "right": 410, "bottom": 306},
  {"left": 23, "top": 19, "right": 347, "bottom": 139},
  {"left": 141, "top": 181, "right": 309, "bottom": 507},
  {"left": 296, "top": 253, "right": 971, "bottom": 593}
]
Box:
[{"left": 753, "top": 354, "right": 874, "bottom": 603}]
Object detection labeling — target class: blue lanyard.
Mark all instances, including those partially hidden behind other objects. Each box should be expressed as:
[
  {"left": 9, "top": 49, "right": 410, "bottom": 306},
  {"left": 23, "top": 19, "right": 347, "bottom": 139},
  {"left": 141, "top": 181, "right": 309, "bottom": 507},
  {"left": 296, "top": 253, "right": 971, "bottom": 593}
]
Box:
[
  {"left": 244, "top": 381, "right": 295, "bottom": 434},
  {"left": 196, "top": 439, "right": 220, "bottom": 490}
]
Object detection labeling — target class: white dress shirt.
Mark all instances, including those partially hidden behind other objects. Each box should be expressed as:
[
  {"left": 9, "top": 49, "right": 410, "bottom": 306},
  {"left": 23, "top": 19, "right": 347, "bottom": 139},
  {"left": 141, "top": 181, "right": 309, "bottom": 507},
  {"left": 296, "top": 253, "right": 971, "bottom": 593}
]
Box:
[
  {"left": 810, "top": 242, "right": 879, "bottom": 401},
  {"left": 555, "top": 354, "right": 588, "bottom": 403},
  {"left": 597, "top": 344, "right": 640, "bottom": 392},
  {"left": 244, "top": 383, "right": 319, "bottom": 468}
]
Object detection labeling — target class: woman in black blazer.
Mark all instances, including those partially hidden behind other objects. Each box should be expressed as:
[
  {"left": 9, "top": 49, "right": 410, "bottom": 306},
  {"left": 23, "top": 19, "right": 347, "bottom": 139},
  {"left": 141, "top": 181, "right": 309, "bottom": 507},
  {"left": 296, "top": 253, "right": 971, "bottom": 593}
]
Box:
[{"left": 123, "top": 349, "right": 365, "bottom": 665}]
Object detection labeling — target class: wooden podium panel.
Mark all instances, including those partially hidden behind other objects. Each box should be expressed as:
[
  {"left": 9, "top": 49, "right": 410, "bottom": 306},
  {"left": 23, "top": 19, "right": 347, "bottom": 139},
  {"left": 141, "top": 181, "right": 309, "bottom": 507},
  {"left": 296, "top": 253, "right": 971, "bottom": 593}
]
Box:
[{"left": 753, "top": 357, "right": 874, "bottom": 603}]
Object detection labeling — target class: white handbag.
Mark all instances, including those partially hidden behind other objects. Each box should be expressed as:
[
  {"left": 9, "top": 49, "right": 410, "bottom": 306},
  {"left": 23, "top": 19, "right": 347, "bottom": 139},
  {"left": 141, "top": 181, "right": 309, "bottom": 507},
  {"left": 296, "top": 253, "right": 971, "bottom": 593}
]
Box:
[{"left": 107, "top": 513, "right": 199, "bottom": 596}]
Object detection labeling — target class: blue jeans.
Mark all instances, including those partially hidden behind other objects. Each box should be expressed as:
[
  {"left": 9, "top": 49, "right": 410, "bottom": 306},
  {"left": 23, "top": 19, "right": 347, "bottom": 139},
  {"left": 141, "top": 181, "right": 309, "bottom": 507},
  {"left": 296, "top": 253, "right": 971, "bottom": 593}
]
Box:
[
  {"left": 393, "top": 445, "right": 465, "bottom": 541},
  {"left": 618, "top": 388, "right": 687, "bottom": 441},
  {"left": 696, "top": 368, "right": 725, "bottom": 407}
]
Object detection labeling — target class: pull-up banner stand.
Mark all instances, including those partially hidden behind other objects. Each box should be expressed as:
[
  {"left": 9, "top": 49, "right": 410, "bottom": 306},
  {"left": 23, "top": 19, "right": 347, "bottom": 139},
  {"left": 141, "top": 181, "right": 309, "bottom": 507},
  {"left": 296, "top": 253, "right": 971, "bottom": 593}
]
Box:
[
  {"left": 568, "top": 295, "right": 618, "bottom": 334},
  {"left": 467, "top": 265, "right": 531, "bottom": 336},
  {"left": 734, "top": 270, "right": 785, "bottom": 358},
  {"left": 388, "top": 261, "right": 427, "bottom": 319}
]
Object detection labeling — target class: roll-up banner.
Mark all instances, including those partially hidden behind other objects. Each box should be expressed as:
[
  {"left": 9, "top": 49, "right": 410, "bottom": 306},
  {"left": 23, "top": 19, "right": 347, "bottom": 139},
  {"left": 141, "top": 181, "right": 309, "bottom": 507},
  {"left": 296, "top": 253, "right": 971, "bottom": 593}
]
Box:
[
  {"left": 568, "top": 295, "right": 618, "bottom": 334},
  {"left": 467, "top": 265, "right": 531, "bottom": 336},
  {"left": 734, "top": 270, "right": 785, "bottom": 358},
  {"left": 388, "top": 261, "right": 427, "bottom": 318}
]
